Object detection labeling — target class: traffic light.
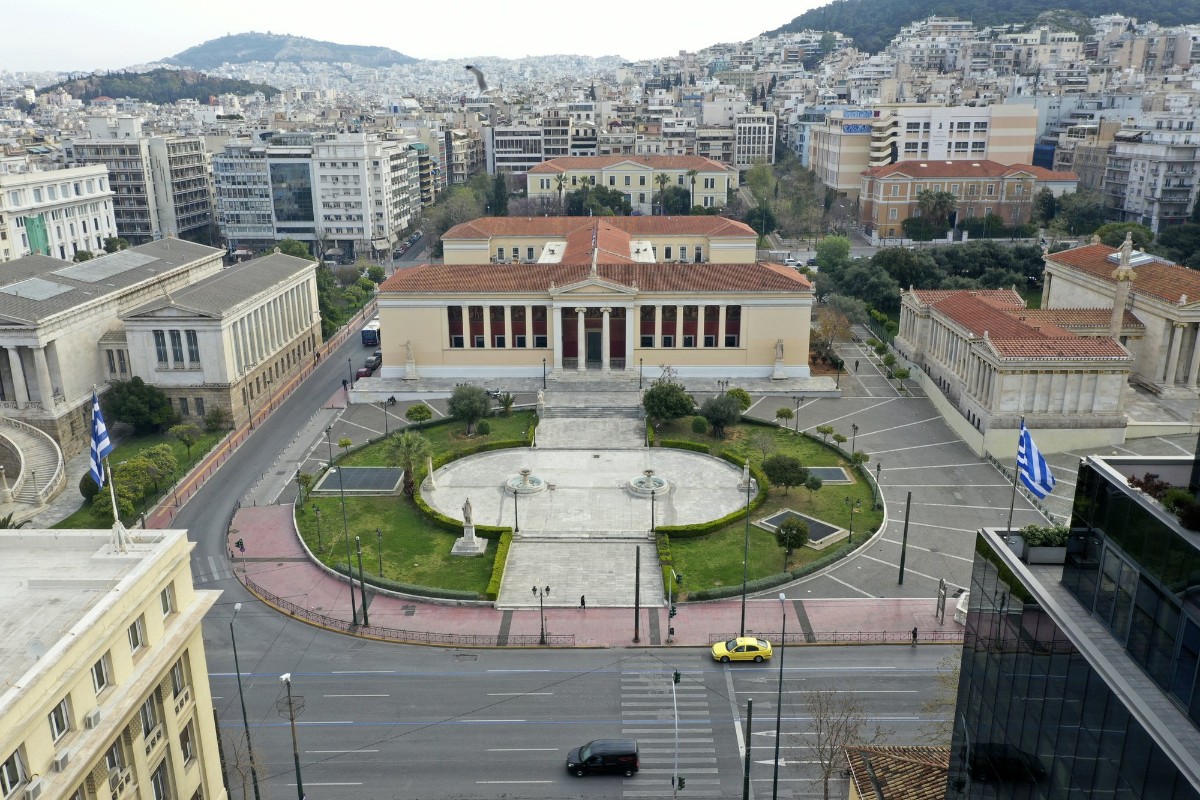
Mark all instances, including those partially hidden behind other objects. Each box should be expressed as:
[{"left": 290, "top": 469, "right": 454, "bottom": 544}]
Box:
[
  {"left": 673, "top": 670, "right": 681, "bottom": 684},
  {"left": 677, "top": 776, "right": 686, "bottom": 790},
  {"left": 669, "top": 604, "right": 677, "bottom": 618},
  {"left": 234, "top": 538, "right": 245, "bottom": 553}
]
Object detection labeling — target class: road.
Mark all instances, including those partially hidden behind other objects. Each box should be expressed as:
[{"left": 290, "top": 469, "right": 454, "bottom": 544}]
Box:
[{"left": 208, "top": 630, "right": 952, "bottom": 800}]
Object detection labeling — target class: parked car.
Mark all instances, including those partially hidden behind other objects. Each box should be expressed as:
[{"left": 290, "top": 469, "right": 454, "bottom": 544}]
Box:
[
  {"left": 364, "top": 355, "right": 382, "bottom": 371},
  {"left": 711, "top": 636, "right": 773, "bottom": 662},
  {"left": 784, "top": 258, "right": 800, "bottom": 267},
  {"left": 566, "top": 739, "right": 639, "bottom": 777},
  {"left": 355, "top": 366, "right": 373, "bottom": 379}
]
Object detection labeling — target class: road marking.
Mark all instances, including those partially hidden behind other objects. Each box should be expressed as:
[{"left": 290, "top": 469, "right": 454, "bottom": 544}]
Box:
[
  {"left": 297, "top": 720, "right": 353, "bottom": 725},
  {"left": 476, "top": 780, "right": 555, "bottom": 784},
  {"left": 886, "top": 521, "right": 976, "bottom": 533},
  {"left": 854, "top": 416, "right": 942, "bottom": 439},
  {"left": 801, "top": 398, "right": 898, "bottom": 432},
  {"left": 737, "top": 689, "right": 917, "bottom": 694},
  {"left": 881, "top": 462, "right": 990, "bottom": 470},
  {"left": 306, "top": 749, "right": 379, "bottom": 754},
  {"left": 323, "top": 694, "right": 390, "bottom": 698},
  {"left": 486, "top": 748, "right": 559, "bottom": 752},
  {"left": 292, "top": 783, "right": 362, "bottom": 786},
  {"left": 869, "top": 440, "right": 962, "bottom": 454},
  {"left": 330, "top": 670, "right": 396, "bottom": 675},
  {"left": 487, "top": 692, "right": 553, "bottom": 696},
  {"left": 878, "top": 538, "right": 975, "bottom": 562},
  {"left": 859, "top": 553, "right": 949, "bottom": 585},
  {"left": 464, "top": 719, "right": 526, "bottom": 723},
  {"left": 487, "top": 669, "right": 551, "bottom": 672},
  {"left": 885, "top": 483, "right": 1009, "bottom": 488},
  {"left": 825, "top": 573, "right": 876, "bottom": 597}
]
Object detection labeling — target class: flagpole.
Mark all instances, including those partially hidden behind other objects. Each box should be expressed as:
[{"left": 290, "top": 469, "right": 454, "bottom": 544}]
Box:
[
  {"left": 105, "top": 458, "right": 120, "bottom": 525},
  {"left": 1005, "top": 417, "right": 1023, "bottom": 533}
]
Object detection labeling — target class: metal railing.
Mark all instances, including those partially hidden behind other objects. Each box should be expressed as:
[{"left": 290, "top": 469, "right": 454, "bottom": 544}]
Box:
[
  {"left": 708, "top": 629, "right": 964, "bottom": 646},
  {"left": 242, "top": 573, "right": 574, "bottom": 647}
]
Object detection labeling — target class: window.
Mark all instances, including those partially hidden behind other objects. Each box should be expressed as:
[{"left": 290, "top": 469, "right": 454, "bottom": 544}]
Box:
[
  {"left": 194, "top": 398, "right": 204, "bottom": 417},
  {"left": 514, "top": 335, "right": 526, "bottom": 348},
  {"left": 683, "top": 335, "right": 696, "bottom": 348},
  {"left": 986, "top": 184, "right": 995, "bottom": 196},
  {"left": 704, "top": 335, "right": 716, "bottom": 347},
  {"left": 641, "top": 334, "right": 654, "bottom": 348},
  {"left": 495, "top": 247, "right": 504, "bottom": 261},
  {"left": 608, "top": 176, "right": 615, "bottom": 186},
  {"left": 160, "top": 584, "right": 175, "bottom": 616},
  {"left": 105, "top": 741, "right": 125, "bottom": 772},
  {"left": 179, "top": 721, "right": 196, "bottom": 763},
  {"left": 473, "top": 335, "right": 485, "bottom": 348},
  {"left": 107, "top": 350, "right": 117, "bottom": 374},
  {"left": 151, "top": 760, "right": 170, "bottom": 800},
  {"left": 533, "top": 335, "right": 548, "bottom": 348},
  {"left": 493, "top": 335, "right": 505, "bottom": 348},
  {"left": 888, "top": 208, "right": 898, "bottom": 220},
  {"left": 511, "top": 247, "right": 518, "bottom": 261},
  {"left": 153, "top": 331, "right": 168, "bottom": 364},
  {"left": 724, "top": 334, "right": 740, "bottom": 347},
  {"left": 704, "top": 177, "right": 715, "bottom": 189},
  {"left": 179, "top": 397, "right": 189, "bottom": 416},
  {"left": 117, "top": 350, "right": 127, "bottom": 375},
  {"left": 171, "top": 659, "right": 189, "bottom": 697},
  {"left": 450, "top": 335, "right": 464, "bottom": 348},
  {"left": 49, "top": 697, "right": 72, "bottom": 741},
  {"left": 680, "top": 246, "right": 688, "bottom": 261},
  {"left": 91, "top": 655, "right": 110, "bottom": 693},
  {"left": 624, "top": 176, "right": 631, "bottom": 186},
  {"left": 526, "top": 247, "right": 534, "bottom": 261},
  {"left": 0, "top": 751, "right": 24, "bottom": 795},
  {"left": 664, "top": 246, "right": 672, "bottom": 260},
  {"left": 662, "top": 334, "right": 675, "bottom": 348},
  {"left": 169, "top": 331, "right": 184, "bottom": 363},
  {"left": 639, "top": 175, "right": 646, "bottom": 186},
  {"left": 185, "top": 330, "right": 200, "bottom": 363},
  {"left": 140, "top": 696, "right": 159, "bottom": 736},
  {"left": 128, "top": 616, "right": 145, "bottom": 653}
]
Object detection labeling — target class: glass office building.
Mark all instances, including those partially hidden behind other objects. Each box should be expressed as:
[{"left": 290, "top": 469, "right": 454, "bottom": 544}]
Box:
[{"left": 947, "top": 456, "right": 1200, "bottom": 799}]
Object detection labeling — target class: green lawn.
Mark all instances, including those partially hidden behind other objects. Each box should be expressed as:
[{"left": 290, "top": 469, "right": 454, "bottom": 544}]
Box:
[
  {"left": 54, "top": 429, "right": 225, "bottom": 529},
  {"left": 654, "top": 419, "right": 881, "bottom": 597},
  {"left": 340, "top": 411, "right": 536, "bottom": 467}
]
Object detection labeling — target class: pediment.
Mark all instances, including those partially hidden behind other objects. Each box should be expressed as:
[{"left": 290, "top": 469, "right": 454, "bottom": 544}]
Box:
[
  {"left": 550, "top": 277, "right": 637, "bottom": 296},
  {"left": 128, "top": 304, "right": 217, "bottom": 319}
]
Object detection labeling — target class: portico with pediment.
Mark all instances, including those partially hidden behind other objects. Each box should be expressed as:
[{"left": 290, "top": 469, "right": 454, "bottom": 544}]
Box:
[{"left": 377, "top": 261, "right": 814, "bottom": 380}]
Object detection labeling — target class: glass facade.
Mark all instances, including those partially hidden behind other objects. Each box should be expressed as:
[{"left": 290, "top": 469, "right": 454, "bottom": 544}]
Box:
[
  {"left": 269, "top": 162, "right": 314, "bottom": 224},
  {"left": 948, "top": 533, "right": 1200, "bottom": 799}
]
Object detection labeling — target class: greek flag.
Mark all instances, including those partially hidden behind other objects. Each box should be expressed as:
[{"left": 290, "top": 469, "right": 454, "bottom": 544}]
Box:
[
  {"left": 1017, "top": 421, "right": 1055, "bottom": 499},
  {"left": 89, "top": 390, "right": 113, "bottom": 488}
]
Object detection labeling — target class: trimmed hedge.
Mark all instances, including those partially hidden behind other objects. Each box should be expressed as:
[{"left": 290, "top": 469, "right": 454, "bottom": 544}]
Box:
[
  {"left": 656, "top": 532, "right": 673, "bottom": 589},
  {"left": 331, "top": 563, "right": 481, "bottom": 601},
  {"left": 660, "top": 439, "right": 709, "bottom": 453},
  {"left": 647, "top": 421, "right": 656, "bottom": 447},
  {"left": 486, "top": 532, "right": 513, "bottom": 601},
  {"left": 653, "top": 448, "right": 770, "bottom": 540},
  {"left": 686, "top": 540, "right": 860, "bottom": 600}
]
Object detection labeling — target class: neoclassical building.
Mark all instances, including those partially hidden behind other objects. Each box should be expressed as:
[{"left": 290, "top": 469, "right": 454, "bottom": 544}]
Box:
[
  {"left": 526, "top": 156, "right": 737, "bottom": 214},
  {"left": 1042, "top": 235, "right": 1200, "bottom": 393},
  {"left": 895, "top": 288, "right": 1133, "bottom": 456},
  {"left": 378, "top": 217, "right": 813, "bottom": 380}
]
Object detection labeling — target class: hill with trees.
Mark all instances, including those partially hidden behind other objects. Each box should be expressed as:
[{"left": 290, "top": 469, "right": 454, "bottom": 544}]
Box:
[
  {"left": 167, "top": 32, "right": 417, "bottom": 69},
  {"left": 768, "top": 0, "right": 1200, "bottom": 55},
  {"left": 44, "top": 68, "right": 277, "bottom": 103}
]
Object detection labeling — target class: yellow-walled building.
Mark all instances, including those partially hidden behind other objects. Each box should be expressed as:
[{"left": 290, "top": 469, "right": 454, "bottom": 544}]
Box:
[
  {"left": 0, "top": 530, "right": 225, "bottom": 800},
  {"left": 378, "top": 217, "right": 814, "bottom": 380}
]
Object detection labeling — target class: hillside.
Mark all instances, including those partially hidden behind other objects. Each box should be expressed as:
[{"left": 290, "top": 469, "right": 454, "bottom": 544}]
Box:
[
  {"left": 769, "top": 0, "right": 1200, "bottom": 54},
  {"left": 44, "top": 68, "right": 277, "bottom": 103},
  {"left": 168, "top": 32, "right": 417, "bottom": 69}
]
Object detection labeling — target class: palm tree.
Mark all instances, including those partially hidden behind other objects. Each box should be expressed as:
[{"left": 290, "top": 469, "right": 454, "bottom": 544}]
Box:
[
  {"left": 686, "top": 168, "right": 699, "bottom": 211},
  {"left": 916, "top": 189, "right": 957, "bottom": 230},
  {"left": 577, "top": 175, "right": 593, "bottom": 211},
  {"left": 655, "top": 173, "right": 672, "bottom": 215},
  {"left": 554, "top": 173, "right": 569, "bottom": 211},
  {"left": 388, "top": 431, "right": 431, "bottom": 497}
]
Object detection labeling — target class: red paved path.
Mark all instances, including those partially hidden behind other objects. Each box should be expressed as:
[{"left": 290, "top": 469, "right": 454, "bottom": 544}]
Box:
[{"left": 228, "top": 505, "right": 963, "bottom": 648}]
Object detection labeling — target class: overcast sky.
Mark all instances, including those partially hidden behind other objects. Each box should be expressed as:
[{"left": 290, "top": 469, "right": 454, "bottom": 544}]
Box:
[{"left": 1, "top": 0, "right": 828, "bottom": 72}]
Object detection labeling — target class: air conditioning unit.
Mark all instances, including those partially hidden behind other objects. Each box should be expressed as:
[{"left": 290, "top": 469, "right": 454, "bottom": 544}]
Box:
[
  {"left": 84, "top": 708, "right": 102, "bottom": 729},
  {"left": 24, "top": 777, "right": 44, "bottom": 800},
  {"left": 52, "top": 751, "right": 69, "bottom": 772}
]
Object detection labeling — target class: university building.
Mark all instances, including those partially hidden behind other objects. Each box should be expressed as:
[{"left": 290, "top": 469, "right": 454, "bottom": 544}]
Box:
[
  {"left": 0, "top": 529, "right": 226, "bottom": 800},
  {"left": 0, "top": 162, "right": 116, "bottom": 263},
  {"left": 526, "top": 156, "right": 737, "bottom": 215}
]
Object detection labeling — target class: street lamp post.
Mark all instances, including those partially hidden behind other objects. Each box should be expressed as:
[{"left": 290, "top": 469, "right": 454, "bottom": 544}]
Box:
[
  {"left": 791, "top": 395, "right": 803, "bottom": 433},
  {"left": 327, "top": 426, "right": 358, "bottom": 626},
  {"left": 874, "top": 462, "right": 882, "bottom": 509},
  {"left": 771, "top": 593, "right": 787, "bottom": 800},
  {"left": 348, "top": 357, "right": 354, "bottom": 389},
  {"left": 312, "top": 504, "right": 322, "bottom": 552},
  {"left": 513, "top": 487, "right": 520, "bottom": 533},
  {"left": 836, "top": 360, "right": 843, "bottom": 388},
  {"left": 230, "top": 604, "right": 263, "bottom": 800},
  {"left": 639, "top": 358, "right": 643, "bottom": 390},
  {"left": 740, "top": 461, "right": 751, "bottom": 637},
  {"left": 542, "top": 357, "right": 547, "bottom": 390},
  {"left": 278, "top": 673, "right": 304, "bottom": 800},
  {"left": 356, "top": 535, "right": 369, "bottom": 627},
  {"left": 650, "top": 488, "right": 656, "bottom": 532},
  {"left": 844, "top": 497, "right": 862, "bottom": 544},
  {"left": 851, "top": 422, "right": 859, "bottom": 454},
  {"left": 381, "top": 401, "right": 388, "bottom": 437},
  {"left": 533, "top": 585, "right": 550, "bottom": 645},
  {"left": 376, "top": 527, "right": 383, "bottom": 576}
]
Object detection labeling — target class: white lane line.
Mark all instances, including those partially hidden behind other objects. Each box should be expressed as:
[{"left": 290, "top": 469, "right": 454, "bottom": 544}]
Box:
[
  {"left": 881, "top": 462, "right": 990, "bottom": 470},
  {"left": 869, "top": 440, "right": 963, "bottom": 454},
  {"left": 466, "top": 719, "right": 526, "bottom": 723},
  {"left": 1156, "top": 436, "right": 1194, "bottom": 454},
  {"left": 297, "top": 721, "right": 353, "bottom": 725},
  {"left": 486, "top": 748, "right": 559, "bottom": 752},
  {"left": 306, "top": 749, "right": 379, "bottom": 754},
  {"left": 802, "top": 398, "right": 898, "bottom": 432},
  {"left": 885, "top": 520, "right": 976, "bottom": 533},
  {"left": 912, "top": 501, "right": 1039, "bottom": 512},
  {"left": 323, "top": 694, "right": 389, "bottom": 698},
  {"left": 877, "top": 538, "right": 975, "bottom": 562},
  {"left": 885, "top": 483, "right": 1010, "bottom": 488},
  {"left": 330, "top": 670, "right": 395, "bottom": 675},
  {"left": 487, "top": 692, "right": 553, "bottom": 696},
  {"left": 737, "top": 689, "right": 918, "bottom": 694},
  {"left": 211, "top": 696, "right": 223, "bottom": 700},
  {"left": 859, "top": 553, "right": 949, "bottom": 585},
  {"left": 476, "top": 780, "right": 555, "bottom": 784},
  {"left": 824, "top": 573, "right": 876, "bottom": 598},
  {"left": 293, "top": 783, "right": 363, "bottom": 786},
  {"left": 487, "top": 669, "right": 551, "bottom": 672},
  {"left": 424, "top": 400, "right": 446, "bottom": 418},
  {"left": 855, "top": 416, "right": 943, "bottom": 439}
]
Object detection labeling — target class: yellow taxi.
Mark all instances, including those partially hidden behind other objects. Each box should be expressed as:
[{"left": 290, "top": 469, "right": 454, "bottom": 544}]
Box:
[{"left": 711, "top": 637, "right": 774, "bottom": 663}]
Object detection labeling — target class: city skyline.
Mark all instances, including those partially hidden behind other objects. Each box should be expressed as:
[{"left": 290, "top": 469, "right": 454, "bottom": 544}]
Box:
[{"left": 1, "top": 0, "right": 822, "bottom": 73}]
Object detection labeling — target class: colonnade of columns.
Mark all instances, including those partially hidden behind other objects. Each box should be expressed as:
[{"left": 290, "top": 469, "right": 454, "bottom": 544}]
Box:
[
  {"left": 0, "top": 344, "right": 56, "bottom": 409},
  {"left": 231, "top": 283, "right": 313, "bottom": 375}
]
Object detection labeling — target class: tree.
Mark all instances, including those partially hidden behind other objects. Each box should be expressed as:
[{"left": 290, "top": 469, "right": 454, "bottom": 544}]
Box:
[
  {"left": 851, "top": 450, "right": 870, "bottom": 466},
  {"left": 73, "top": 250, "right": 95, "bottom": 262},
  {"left": 747, "top": 203, "right": 777, "bottom": 237},
  {"left": 169, "top": 423, "right": 202, "bottom": 461},
  {"left": 775, "top": 407, "right": 794, "bottom": 425},
  {"left": 762, "top": 454, "right": 808, "bottom": 494},
  {"left": 490, "top": 173, "right": 509, "bottom": 216},
  {"left": 643, "top": 380, "right": 694, "bottom": 423},
  {"left": 832, "top": 432, "right": 848, "bottom": 448},
  {"left": 726, "top": 387, "right": 752, "bottom": 411},
  {"left": 497, "top": 392, "right": 515, "bottom": 416},
  {"left": 405, "top": 404, "right": 433, "bottom": 425},
  {"left": 825, "top": 294, "right": 870, "bottom": 326},
  {"left": 811, "top": 307, "right": 852, "bottom": 355},
  {"left": 1051, "top": 191, "right": 1105, "bottom": 236},
  {"left": 1094, "top": 222, "right": 1153, "bottom": 250},
  {"left": 136, "top": 444, "right": 178, "bottom": 494},
  {"left": 1031, "top": 187, "right": 1056, "bottom": 226},
  {"left": 660, "top": 186, "right": 692, "bottom": 215},
  {"left": 776, "top": 518, "right": 809, "bottom": 570},
  {"left": 654, "top": 172, "right": 671, "bottom": 214},
  {"left": 882, "top": 353, "right": 896, "bottom": 369},
  {"left": 802, "top": 685, "right": 892, "bottom": 800},
  {"left": 388, "top": 430, "right": 431, "bottom": 497},
  {"left": 804, "top": 473, "right": 823, "bottom": 499},
  {"left": 276, "top": 238, "right": 311, "bottom": 259},
  {"left": 366, "top": 265, "right": 385, "bottom": 284},
  {"left": 104, "top": 378, "right": 176, "bottom": 434},
  {"left": 916, "top": 189, "right": 957, "bottom": 229},
  {"left": 892, "top": 367, "right": 911, "bottom": 391},
  {"left": 815, "top": 424, "right": 834, "bottom": 443},
  {"left": 814, "top": 235, "right": 851, "bottom": 271},
  {"left": 555, "top": 173, "right": 569, "bottom": 209},
  {"left": 700, "top": 393, "right": 741, "bottom": 437},
  {"left": 448, "top": 385, "right": 491, "bottom": 435},
  {"left": 1153, "top": 223, "right": 1200, "bottom": 266},
  {"left": 686, "top": 168, "right": 699, "bottom": 209},
  {"left": 748, "top": 431, "right": 777, "bottom": 460},
  {"left": 871, "top": 247, "right": 944, "bottom": 289},
  {"left": 204, "top": 406, "right": 231, "bottom": 432},
  {"left": 919, "top": 650, "right": 962, "bottom": 744},
  {"left": 103, "top": 236, "right": 131, "bottom": 253}
]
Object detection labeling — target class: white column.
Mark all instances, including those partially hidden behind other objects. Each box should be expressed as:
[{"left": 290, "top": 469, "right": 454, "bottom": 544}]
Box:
[
  {"left": 503, "top": 305, "right": 512, "bottom": 348},
  {"left": 460, "top": 305, "right": 469, "bottom": 347},
  {"left": 33, "top": 346, "right": 53, "bottom": 405},
  {"left": 553, "top": 307, "right": 564, "bottom": 369},
  {"left": 525, "top": 305, "right": 534, "bottom": 348},
  {"left": 718, "top": 304, "right": 727, "bottom": 348},
  {"left": 653, "top": 305, "right": 662, "bottom": 346},
  {"left": 675, "top": 305, "right": 684, "bottom": 348},
  {"left": 1165, "top": 322, "right": 1186, "bottom": 384},
  {"left": 601, "top": 307, "right": 612, "bottom": 371},
  {"left": 1187, "top": 323, "right": 1200, "bottom": 388},
  {"left": 625, "top": 305, "right": 636, "bottom": 369},
  {"left": 575, "top": 307, "right": 586, "bottom": 371},
  {"left": 7, "top": 348, "right": 28, "bottom": 408},
  {"left": 483, "top": 306, "right": 492, "bottom": 349}
]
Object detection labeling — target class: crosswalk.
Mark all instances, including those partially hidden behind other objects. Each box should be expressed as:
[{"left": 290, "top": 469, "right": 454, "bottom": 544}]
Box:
[
  {"left": 192, "top": 554, "right": 234, "bottom": 588},
  {"left": 619, "top": 669, "right": 724, "bottom": 798}
]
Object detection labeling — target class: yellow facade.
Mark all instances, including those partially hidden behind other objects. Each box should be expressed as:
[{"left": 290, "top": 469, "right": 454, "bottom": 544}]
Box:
[{"left": 0, "top": 530, "right": 225, "bottom": 800}]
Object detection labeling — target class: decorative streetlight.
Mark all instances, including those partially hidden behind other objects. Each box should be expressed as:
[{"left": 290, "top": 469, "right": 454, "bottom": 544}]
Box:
[
  {"left": 771, "top": 593, "right": 787, "bottom": 800},
  {"left": 312, "top": 504, "right": 322, "bottom": 552},
  {"left": 347, "top": 357, "right": 354, "bottom": 389},
  {"left": 874, "top": 462, "right": 883, "bottom": 509},
  {"left": 836, "top": 359, "right": 844, "bottom": 388},
  {"left": 650, "top": 488, "right": 656, "bottom": 532},
  {"left": 327, "top": 426, "right": 358, "bottom": 626},
  {"left": 542, "top": 357, "right": 547, "bottom": 390},
  {"left": 844, "top": 497, "right": 862, "bottom": 544},
  {"left": 533, "top": 585, "right": 550, "bottom": 645},
  {"left": 381, "top": 400, "right": 388, "bottom": 437},
  {"left": 740, "top": 460, "right": 752, "bottom": 637},
  {"left": 639, "top": 358, "right": 644, "bottom": 389},
  {"left": 278, "top": 673, "right": 305, "bottom": 800},
  {"left": 230, "top": 604, "right": 263, "bottom": 800},
  {"left": 791, "top": 395, "right": 802, "bottom": 433},
  {"left": 376, "top": 527, "right": 383, "bottom": 576},
  {"left": 513, "top": 486, "right": 520, "bottom": 533},
  {"left": 851, "top": 422, "right": 859, "bottom": 453},
  {"left": 355, "top": 536, "right": 369, "bottom": 626}
]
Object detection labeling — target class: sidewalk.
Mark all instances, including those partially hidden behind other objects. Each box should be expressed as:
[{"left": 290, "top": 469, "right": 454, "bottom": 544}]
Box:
[{"left": 228, "top": 504, "right": 962, "bottom": 648}]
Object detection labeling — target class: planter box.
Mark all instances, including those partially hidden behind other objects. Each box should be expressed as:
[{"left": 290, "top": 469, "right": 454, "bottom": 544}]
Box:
[
  {"left": 1004, "top": 535, "right": 1026, "bottom": 559},
  {"left": 1026, "top": 546, "right": 1066, "bottom": 565}
]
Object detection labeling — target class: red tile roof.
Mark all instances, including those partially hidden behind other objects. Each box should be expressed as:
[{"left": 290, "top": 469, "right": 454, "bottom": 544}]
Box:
[
  {"left": 864, "top": 159, "right": 1076, "bottom": 181},
  {"left": 1048, "top": 243, "right": 1200, "bottom": 305},
  {"left": 378, "top": 262, "right": 812, "bottom": 294},
  {"left": 912, "top": 288, "right": 1023, "bottom": 307},
  {"left": 844, "top": 746, "right": 950, "bottom": 800},
  {"left": 987, "top": 338, "right": 1131, "bottom": 359},
  {"left": 1012, "top": 308, "right": 1144, "bottom": 330},
  {"left": 442, "top": 215, "right": 755, "bottom": 240},
  {"left": 528, "top": 155, "right": 734, "bottom": 174}
]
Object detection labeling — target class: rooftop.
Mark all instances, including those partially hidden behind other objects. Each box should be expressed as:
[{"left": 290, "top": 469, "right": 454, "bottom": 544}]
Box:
[
  {"left": 844, "top": 745, "right": 950, "bottom": 800},
  {"left": 863, "top": 159, "right": 1076, "bottom": 181},
  {"left": 528, "top": 154, "right": 735, "bottom": 173},
  {"left": 1048, "top": 243, "right": 1200, "bottom": 306},
  {"left": 124, "top": 252, "right": 314, "bottom": 319},
  {"left": 442, "top": 215, "right": 755, "bottom": 241}
]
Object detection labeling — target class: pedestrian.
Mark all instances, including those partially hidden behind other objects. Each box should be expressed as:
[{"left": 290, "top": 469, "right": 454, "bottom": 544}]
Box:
[
  {"left": 342, "top": 378, "right": 349, "bottom": 392},
  {"left": 854, "top": 359, "right": 860, "bottom": 372},
  {"left": 911, "top": 626, "right": 918, "bottom": 647},
  {"left": 580, "top": 595, "right": 586, "bottom": 609},
  {"left": 315, "top": 351, "right": 321, "bottom": 364}
]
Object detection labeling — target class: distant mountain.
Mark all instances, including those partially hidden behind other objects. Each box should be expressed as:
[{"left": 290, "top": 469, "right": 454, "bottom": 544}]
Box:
[
  {"left": 769, "top": 0, "right": 1200, "bottom": 55},
  {"left": 167, "top": 32, "right": 418, "bottom": 69},
  {"left": 44, "top": 68, "right": 278, "bottom": 102}
]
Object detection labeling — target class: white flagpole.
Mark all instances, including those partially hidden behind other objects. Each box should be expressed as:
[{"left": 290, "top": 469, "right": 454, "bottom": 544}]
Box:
[
  {"left": 105, "top": 458, "right": 120, "bottom": 525},
  {"left": 1005, "top": 417, "right": 1023, "bottom": 532}
]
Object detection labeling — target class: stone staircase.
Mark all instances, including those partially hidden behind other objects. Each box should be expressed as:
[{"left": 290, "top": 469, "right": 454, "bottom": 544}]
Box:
[
  {"left": 497, "top": 535, "right": 664, "bottom": 609},
  {"left": 540, "top": 404, "right": 640, "bottom": 419},
  {"left": 0, "top": 422, "right": 65, "bottom": 509}
]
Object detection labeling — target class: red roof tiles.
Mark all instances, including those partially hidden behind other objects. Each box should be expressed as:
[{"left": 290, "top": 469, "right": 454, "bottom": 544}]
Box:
[
  {"left": 863, "top": 159, "right": 1077, "bottom": 181},
  {"left": 528, "top": 155, "right": 734, "bottom": 174},
  {"left": 844, "top": 746, "right": 950, "bottom": 800},
  {"left": 441, "top": 216, "right": 755, "bottom": 240},
  {"left": 1048, "top": 244, "right": 1200, "bottom": 305}
]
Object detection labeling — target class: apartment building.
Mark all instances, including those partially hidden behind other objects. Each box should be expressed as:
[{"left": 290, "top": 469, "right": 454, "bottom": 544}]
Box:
[
  {"left": 1100, "top": 115, "right": 1200, "bottom": 233},
  {"left": 0, "top": 162, "right": 116, "bottom": 262},
  {"left": 65, "top": 116, "right": 212, "bottom": 245},
  {"left": 733, "top": 113, "right": 777, "bottom": 167},
  {"left": 485, "top": 123, "right": 545, "bottom": 176},
  {"left": 951, "top": 452, "right": 1200, "bottom": 796},
  {"left": 0, "top": 529, "right": 226, "bottom": 800},
  {"left": 811, "top": 104, "right": 1039, "bottom": 199},
  {"left": 443, "top": 128, "right": 484, "bottom": 186},
  {"left": 527, "top": 155, "right": 736, "bottom": 214}
]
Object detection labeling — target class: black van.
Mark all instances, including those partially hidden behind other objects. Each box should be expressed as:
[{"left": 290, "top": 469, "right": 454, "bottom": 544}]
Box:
[{"left": 566, "top": 739, "right": 639, "bottom": 777}]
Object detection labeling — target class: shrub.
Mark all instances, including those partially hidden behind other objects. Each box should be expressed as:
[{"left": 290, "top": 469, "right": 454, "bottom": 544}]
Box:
[
  {"left": 204, "top": 406, "right": 232, "bottom": 432},
  {"left": 1128, "top": 472, "right": 1170, "bottom": 500},
  {"left": 1180, "top": 503, "right": 1200, "bottom": 532},
  {"left": 691, "top": 416, "right": 709, "bottom": 434},
  {"left": 405, "top": 404, "right": 433, "bottom": 424},
  {"left": 1019, "top": 523, "right": 1070, "bottom": 547},
  {"left": 332, "top": 564, "right": 481, "bottom": 601},
  {"left": 79, "top": 472, "right": 101, "bottom": 501},
  {"left": 1163, "top": 487, "right": 1195, "bottom": 513},
  {"left": 727, "top": 387, "right": 752, "bottom": 411},
  {"left": 486, "top": 532, "right": 513, "bottom": 600},
  {"left": 475, "top": 420, "right": 491, "bottom": 436},
  {"left": 661, "top": 439, "right": 709, "bottom": 454}
]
